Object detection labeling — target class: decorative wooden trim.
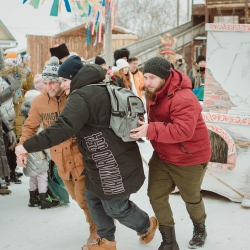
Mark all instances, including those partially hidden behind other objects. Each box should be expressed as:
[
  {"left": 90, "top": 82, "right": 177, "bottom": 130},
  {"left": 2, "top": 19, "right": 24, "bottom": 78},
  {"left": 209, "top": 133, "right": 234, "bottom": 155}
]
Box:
[
  {"left": 205, "top": 23, "right": 250, "bottom": 32},
  {"left": 206, "top": 123, "right": 236, "bottom": 154},
  {"left": 202, "top": 112, "right": 250, "bottom": 126}
]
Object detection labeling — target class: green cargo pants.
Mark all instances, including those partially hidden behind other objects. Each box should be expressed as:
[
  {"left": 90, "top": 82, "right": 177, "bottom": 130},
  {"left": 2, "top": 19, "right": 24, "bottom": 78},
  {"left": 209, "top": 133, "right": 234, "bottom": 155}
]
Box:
[{"left": 148, "top": 151, "right": 207, "bottom": 227}]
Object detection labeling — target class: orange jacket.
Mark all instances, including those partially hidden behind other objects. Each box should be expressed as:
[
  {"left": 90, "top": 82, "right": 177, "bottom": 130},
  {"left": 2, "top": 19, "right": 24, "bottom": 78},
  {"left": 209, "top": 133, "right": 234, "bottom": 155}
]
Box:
[
  {"left": 20, "top": 90, "right": 84, "bottom": 181},
  {"left": 131, "top": 70, "right": 144, "bottom": 99}
]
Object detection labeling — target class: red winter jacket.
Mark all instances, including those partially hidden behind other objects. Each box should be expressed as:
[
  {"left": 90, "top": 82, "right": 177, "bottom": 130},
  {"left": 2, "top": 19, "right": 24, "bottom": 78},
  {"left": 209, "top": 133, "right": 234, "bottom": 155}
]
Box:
[{"left": 147, "top": 69, "right": 211, "bottom": 166}]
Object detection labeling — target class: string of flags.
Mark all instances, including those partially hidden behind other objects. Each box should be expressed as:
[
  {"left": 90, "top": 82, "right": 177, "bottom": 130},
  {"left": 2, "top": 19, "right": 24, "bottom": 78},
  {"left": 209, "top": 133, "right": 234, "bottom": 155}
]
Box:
[{"left": 22, "top": 0, "right": 117, "bottom": 45}]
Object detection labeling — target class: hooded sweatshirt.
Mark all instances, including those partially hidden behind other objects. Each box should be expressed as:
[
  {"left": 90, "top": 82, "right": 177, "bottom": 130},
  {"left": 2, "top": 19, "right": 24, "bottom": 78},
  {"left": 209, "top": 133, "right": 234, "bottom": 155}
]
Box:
[{"left": 23, "top": 64, "right": 145, "bottom": 200}]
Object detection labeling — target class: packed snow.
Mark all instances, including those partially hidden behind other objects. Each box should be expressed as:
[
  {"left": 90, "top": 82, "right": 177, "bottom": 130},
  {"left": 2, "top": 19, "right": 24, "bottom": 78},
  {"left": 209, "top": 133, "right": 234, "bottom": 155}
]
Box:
[{"left": 1, "top": 141, "right": 249, "bottom": 250}]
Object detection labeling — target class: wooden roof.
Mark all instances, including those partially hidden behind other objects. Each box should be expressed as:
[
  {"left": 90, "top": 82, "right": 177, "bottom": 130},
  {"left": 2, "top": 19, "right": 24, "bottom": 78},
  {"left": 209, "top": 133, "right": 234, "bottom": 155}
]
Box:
[
  {"left": 206, "top": 0, "right": 250, "bottom": 9},
  {"left": 55, "top": 23, "right": 136, "bottom": 37},
  {"left": 0, "top": 19, "right": 16, "bottom": 41}
]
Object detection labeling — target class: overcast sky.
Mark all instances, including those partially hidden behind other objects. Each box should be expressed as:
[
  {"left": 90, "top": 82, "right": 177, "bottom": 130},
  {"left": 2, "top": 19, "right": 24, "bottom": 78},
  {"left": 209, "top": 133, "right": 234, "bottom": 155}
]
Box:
[
  {"left": 0, "top": 0, "right": 202, "bottom": 48},
  {"left": 0, "top": 0, "right": 71, "bottom": 47}
]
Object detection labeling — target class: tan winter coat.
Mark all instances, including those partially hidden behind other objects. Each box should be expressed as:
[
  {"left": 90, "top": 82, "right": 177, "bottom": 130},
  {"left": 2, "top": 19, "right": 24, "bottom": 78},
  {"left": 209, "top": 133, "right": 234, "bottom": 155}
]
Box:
[{"left": 20, "top": 90, "right": 84, "bottom": 181}]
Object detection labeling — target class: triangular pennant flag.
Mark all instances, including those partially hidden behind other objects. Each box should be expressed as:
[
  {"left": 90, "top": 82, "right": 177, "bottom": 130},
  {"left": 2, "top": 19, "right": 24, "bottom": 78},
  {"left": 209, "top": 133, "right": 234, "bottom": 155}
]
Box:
[
  {"left": 59, "top": 0, "right": 63, "bottom": 13},
  {"left": 29, "top": 0, "right": 41, "bottom": 9},
  {"left": 50, "top": 0, "right": 60, "bottom": 16},
  {"left": 63, "top": 0, "right": 71, "bottom": 12},
  {"left": 76, "top": 1, "right": 83, "bottom": 10},
  {"left": 23, "top": 0, "right": 28, "bottom": 4}
]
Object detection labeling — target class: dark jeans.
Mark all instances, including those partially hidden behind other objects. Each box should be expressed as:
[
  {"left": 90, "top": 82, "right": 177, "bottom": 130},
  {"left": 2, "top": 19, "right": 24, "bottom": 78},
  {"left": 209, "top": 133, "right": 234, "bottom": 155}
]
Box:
[
  {"left": 85, "top": 189, "right": 150, "bottom": 241},
  {"left": 148, "top": 151, "right": 207, "bottom": 227}
]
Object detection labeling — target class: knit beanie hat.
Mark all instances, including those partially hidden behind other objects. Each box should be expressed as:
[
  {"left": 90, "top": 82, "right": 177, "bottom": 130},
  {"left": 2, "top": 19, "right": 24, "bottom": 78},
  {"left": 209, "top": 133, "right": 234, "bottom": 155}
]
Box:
[
  {"left": 196, "top": 55, "right": 206, "bottom": 64},
  {"left": 143, "top": 57, "right": 171, "bottom": 80},
  {"left": 24, "top": 90, "right": 41, "bottom": 104},
  {"left": 95, "top": 56, "right": 106, "bottom": 65},
  {"left": 50, "top": 43, "right": 70, "bottom": 60},
  {"left": 58, "top": 55, "right": 83, "bottom": 80},
  {"left": 20, "top": 90, "right": 41, "bottom": 118},
  {"left": 116, "top": 59, "right": 129, "bottom": 71},
  {"left": 5, "top": 52, "right": 18, "bottom": 59},
  {"left": 34, "top": 74, "right": 44, "bottom": 92},
  {"left": 42, "top": 56, "right": 61, "bottom": 82}
]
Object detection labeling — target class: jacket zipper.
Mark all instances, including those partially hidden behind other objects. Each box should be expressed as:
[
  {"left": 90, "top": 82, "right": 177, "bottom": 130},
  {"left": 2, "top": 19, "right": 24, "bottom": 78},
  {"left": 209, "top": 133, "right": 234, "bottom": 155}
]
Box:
[{"left": 56, "top": 96, "right": 61, "bottom": 114}]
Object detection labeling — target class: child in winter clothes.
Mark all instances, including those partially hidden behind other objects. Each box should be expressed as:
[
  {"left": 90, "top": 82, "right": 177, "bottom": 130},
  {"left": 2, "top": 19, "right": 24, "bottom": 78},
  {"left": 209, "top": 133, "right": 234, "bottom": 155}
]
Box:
[{"left": 19, "top": 90, "right": 60, "bottom": 209}]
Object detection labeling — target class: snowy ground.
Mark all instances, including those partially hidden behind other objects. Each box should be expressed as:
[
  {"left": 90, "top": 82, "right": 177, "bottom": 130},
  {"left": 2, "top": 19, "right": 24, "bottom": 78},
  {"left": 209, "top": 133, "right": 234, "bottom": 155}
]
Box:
[{"left": 1, "top": 141, "right": 249, "bottom": 250}]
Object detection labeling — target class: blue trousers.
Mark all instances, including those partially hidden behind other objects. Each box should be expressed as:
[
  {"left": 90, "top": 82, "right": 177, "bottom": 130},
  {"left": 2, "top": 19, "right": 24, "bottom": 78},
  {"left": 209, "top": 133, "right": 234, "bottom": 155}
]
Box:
[{"left": 85, "top": 189, "right": 150, "bottom": 241}]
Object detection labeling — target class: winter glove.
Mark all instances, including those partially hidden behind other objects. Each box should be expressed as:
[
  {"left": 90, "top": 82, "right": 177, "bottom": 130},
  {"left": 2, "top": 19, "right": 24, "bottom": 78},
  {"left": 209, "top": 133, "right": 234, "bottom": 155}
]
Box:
[
  {"left": 7, "top": 130, "right": 17, "bottom": 146},
  {"left": 10, "top": 77, "right": 22, "bottom": 91}
]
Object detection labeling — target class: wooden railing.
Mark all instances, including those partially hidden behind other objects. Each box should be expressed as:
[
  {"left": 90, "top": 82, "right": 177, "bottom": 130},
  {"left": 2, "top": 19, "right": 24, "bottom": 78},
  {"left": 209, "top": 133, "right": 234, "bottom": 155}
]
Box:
[
  {"left": 86, "top": 21, "right": 205, "bottom": 68},
  {"left": 136, "top": 22, "right": 205, "bottom": 68}
]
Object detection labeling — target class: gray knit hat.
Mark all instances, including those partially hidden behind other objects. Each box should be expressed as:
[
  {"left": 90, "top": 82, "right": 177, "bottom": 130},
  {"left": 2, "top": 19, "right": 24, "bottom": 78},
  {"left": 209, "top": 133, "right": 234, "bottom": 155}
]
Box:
[
  {"left": 42, "top": 56, "right": 61, "bottom": 82},
  {"left": 143, "top": 57, "right": 171, "bottom": 80}
]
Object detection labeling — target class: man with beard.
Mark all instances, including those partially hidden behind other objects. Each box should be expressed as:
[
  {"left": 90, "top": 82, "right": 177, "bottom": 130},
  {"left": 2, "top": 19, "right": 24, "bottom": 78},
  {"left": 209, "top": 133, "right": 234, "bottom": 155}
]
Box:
[
  {"left": 15, "top": 56, "right": 158, "bottom": 250},
  {"left": 130, "top": 57, "right": 211, "bottom": 250}
]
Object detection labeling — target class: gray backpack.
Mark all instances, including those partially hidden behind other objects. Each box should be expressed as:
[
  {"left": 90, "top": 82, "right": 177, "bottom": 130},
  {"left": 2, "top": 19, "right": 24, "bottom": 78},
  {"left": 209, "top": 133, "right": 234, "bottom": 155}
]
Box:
[
  {"left": 23, "top": 151, "right": 49, "bottom": 177},
  {"left": 87, "top": 83, "right": 145, "bottom": 142}
]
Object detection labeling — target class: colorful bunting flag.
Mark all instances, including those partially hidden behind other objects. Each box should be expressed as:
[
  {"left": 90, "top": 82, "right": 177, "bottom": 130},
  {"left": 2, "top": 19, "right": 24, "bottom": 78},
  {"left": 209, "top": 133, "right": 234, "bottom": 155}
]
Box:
[
  {"left": 29, "top": 0, "right": 40, "bottom": 9},
  {"left": 50, "top": 0, "right": 60, "bottom": 16},
  {"left": 22, "top": 0, "right": 118, "bottom": 45}
]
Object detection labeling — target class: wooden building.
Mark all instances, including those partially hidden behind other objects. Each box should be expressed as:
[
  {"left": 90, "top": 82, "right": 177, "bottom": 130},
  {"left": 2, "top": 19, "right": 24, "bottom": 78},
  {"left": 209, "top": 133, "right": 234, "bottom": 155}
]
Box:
[
  {"left": 0, "top": 19, "right": 17, "bottom": 50},
  {"left": 27, "top": 23, "right": 138, "bottom": 74}
]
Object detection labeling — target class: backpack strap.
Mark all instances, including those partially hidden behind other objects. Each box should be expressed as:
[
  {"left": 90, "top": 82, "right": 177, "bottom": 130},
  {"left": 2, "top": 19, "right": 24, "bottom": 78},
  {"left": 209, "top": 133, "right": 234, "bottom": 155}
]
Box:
[
  {"left": 86, "top": 82, "right": 107, "bottom": 86},
  {"left": 86, "top": 123, "right": 111, "bottom": 128}
]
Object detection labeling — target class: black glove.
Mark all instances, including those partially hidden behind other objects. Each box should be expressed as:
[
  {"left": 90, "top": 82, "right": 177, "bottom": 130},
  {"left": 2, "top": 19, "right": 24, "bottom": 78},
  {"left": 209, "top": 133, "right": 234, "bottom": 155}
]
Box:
[{"left": 10, "top": 77, "right": 22, "bottom": 91}]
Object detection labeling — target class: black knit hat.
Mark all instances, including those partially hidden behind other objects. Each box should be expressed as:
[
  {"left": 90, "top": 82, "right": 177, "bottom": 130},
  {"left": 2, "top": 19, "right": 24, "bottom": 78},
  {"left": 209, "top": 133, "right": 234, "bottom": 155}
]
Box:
[
  {"left": 143, "top": 57, "right": 171, "bottom": 80},
  {"left": 58, "top": 55, "right": 84, "bottom": 80},
  {"left": 196, "top": 55, "right": 206, "bottom": 64},
  {"left": 95, "top": 56, "right": 106, "bottom": 65},
  {"left": 50, "top": 43, "right": 70, "bottom": 60},
  {"left": 113, "top": 48, "right": 130, "bottom": 66}
]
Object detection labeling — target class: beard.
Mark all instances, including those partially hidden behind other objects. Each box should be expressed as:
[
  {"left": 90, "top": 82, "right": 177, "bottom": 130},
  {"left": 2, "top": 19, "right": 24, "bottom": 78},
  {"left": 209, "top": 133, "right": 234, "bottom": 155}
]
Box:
[{"left": 145, "top": 80, "right": 165, "bottom": 101}]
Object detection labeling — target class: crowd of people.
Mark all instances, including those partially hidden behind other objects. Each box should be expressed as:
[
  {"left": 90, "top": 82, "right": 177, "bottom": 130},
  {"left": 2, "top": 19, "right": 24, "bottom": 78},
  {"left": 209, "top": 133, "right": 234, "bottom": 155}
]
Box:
[{"left": 0, "top": 43, "right": 210, "bottom": 250}]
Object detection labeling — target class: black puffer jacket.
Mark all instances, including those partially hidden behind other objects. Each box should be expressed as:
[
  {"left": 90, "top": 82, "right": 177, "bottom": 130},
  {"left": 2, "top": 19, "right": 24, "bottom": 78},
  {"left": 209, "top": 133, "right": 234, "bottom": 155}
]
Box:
[{"left": 23, "top": 64, "right": 145, "bottom": 200}]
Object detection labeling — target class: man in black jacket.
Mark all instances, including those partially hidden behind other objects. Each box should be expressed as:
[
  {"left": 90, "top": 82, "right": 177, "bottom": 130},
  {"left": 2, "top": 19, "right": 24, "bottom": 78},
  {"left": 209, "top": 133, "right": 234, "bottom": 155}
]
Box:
[{"left": 15, "top": 56, "right": 158, "bottom": 250}]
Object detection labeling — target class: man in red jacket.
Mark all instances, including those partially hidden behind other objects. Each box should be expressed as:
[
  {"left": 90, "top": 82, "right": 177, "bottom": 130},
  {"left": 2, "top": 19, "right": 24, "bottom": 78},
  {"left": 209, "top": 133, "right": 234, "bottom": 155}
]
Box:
[{"left": 130, "top": 57, "right": 211, "bottom": 250}]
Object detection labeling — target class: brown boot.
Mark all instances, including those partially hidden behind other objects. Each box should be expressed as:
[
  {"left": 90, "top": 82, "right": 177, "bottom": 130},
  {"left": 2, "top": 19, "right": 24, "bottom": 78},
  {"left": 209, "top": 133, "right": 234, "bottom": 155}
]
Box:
[
  {"left": 82, "top": 238, "right": 116, "bottom": 250},
  {"left": 0, "top": 187, "right": 11, "bottom": 195},
  {"left": 139, "top": 216, "right": 158, "bottom": 244},
  {"left": 87, "top": 225, "right": 100, "bottom": 245},
  {"left": 0, "top": 184, "right": 8, "bottom": 189}
]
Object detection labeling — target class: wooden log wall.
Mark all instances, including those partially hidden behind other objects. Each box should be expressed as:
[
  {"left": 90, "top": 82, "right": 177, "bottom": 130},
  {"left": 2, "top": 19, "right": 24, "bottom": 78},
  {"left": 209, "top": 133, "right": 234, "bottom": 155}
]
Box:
[
  {"left": 27, "top": 35, "right": 103, "bottom": 75},
  {"left": 111, "top": 35, "right": 139, "bottom": 50}
]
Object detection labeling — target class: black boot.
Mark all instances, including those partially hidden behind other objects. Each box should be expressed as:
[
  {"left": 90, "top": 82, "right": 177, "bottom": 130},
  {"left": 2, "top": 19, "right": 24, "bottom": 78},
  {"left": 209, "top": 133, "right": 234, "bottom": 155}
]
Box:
[
  {"left": 16, "top": 171, "right": 23, "bottom": 178},
  {"left": 9, "top": 170, "right": 22, "bottom": 184},
  {"left": 189, "top": 222, "right": 207, "bottom": 249},
  {"left": 4, "top": 176, "right": 10, "bottom": 186},
  {"left": 39, "top": 193, "right": 60, "bottom": 209},
  {"left": 28, "top": 190, "right": 40, "bottom": 207},
  {"left": 158, "top": 226, "right": 179, "bottom": 250}
]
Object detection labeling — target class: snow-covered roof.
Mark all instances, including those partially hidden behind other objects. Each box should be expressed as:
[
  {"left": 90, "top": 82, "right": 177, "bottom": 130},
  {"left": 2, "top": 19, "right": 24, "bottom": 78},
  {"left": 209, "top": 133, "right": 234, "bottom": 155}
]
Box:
[
  {"left": 55, "top": 22, "right": 137, "bottom": 37},
  {"left": 4, "top": 47, "right": 26, "bottom": 55},
  {"left": 0, "top": 19, "right": 16, "bottom": 41}
]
